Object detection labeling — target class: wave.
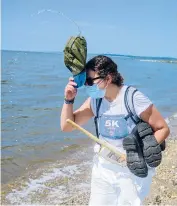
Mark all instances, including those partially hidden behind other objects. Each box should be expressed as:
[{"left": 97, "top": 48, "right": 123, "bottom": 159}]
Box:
[{"left": 4, "top": 159, "right": 92, "bottom": 205}]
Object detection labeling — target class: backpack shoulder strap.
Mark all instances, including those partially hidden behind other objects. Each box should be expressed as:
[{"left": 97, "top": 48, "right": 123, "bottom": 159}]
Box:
[
  {"left": 124, "top": 86, "right": 141, "bottom": 124},
  {"left": 94, "top": 98, "right": 102, "bottom": 138}
]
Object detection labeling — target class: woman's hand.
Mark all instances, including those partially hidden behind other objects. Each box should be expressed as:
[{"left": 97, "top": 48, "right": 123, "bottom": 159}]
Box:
[{"left": 64, "top": 77, "right": 77, "bottom": 100}]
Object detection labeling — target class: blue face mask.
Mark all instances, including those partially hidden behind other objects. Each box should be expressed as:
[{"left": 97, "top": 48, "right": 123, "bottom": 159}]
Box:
[{"left": 85, "top": 84, "right": 106, "bottom": 98}]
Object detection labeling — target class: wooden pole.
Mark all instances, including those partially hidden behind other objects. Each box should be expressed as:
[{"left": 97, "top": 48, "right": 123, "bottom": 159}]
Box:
[{"left": 66, "top": 119, "right": 126, "bottom": 160}]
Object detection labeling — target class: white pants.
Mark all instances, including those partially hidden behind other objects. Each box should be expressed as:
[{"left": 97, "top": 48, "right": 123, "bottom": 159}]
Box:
[{"left": 89, "top": 155, "right": 155, "bottom": 206}]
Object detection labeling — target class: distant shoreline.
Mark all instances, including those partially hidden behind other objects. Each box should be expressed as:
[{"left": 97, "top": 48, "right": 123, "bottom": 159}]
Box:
[
  {"left": 2, "top": 49, "right": 177, "bottom": 63},
  {"left": 105, "top": 53, "right": 177, "bottom": 64}
]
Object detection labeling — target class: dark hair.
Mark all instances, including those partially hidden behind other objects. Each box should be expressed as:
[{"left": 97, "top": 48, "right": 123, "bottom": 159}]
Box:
[{"left": 85, "top": 55, "right": 123, "bottom": 86}]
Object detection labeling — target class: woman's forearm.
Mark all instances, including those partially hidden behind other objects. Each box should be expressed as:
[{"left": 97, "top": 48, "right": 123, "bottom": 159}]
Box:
[
  {"left": 154, "top": 127, "right": 170, "bottom": 144},
  {"left": 61, "top": 76, "right": 78, "bottom": 132},
  {"left": 60, "top": 103, "right": 75, "bottom": 132}
]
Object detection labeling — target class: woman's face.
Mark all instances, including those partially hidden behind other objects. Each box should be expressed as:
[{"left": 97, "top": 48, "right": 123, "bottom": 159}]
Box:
[{"left": 86, "top": 70, "right": 109, "bottom": 89}]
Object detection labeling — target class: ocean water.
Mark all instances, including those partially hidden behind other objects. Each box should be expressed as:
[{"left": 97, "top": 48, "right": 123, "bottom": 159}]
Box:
[{"left": 1, "top": 50, "right": 177, "bottom": 204}]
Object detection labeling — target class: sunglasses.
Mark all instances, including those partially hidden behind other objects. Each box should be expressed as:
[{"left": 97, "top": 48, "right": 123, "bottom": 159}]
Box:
[{"left": 85, "top": 77, "right": 104, "bottom": 86}]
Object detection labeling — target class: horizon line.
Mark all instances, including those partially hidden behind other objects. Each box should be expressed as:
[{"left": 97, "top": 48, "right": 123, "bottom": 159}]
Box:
[{"left": 1, "top": 49, "right": 177, "bottom": 60}]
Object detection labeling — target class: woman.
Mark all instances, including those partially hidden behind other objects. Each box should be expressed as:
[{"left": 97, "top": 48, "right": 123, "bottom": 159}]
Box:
[{"left": 61, "top": 55, "right": 169, "bottom": 205}]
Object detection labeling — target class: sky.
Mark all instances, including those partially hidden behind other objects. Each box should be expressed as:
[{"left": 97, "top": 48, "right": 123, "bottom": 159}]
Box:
[{"left": 2, "top": 0, "right": 177, "bottom": 57}]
